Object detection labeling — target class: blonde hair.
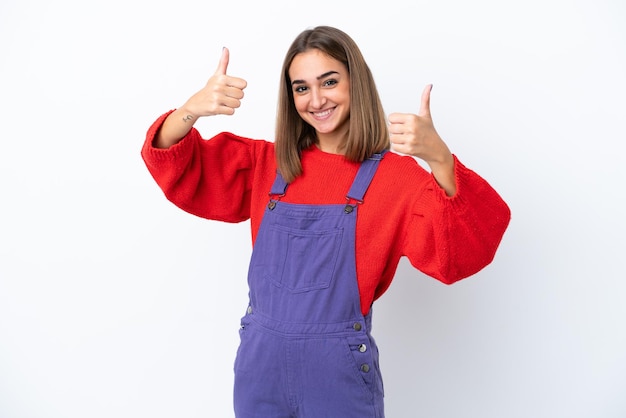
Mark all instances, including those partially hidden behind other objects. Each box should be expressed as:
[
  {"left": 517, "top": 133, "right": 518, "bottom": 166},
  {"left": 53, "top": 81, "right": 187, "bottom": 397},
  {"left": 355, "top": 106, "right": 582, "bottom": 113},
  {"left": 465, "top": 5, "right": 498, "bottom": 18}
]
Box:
[{"left": 275, "top": 26, "right": 389, "bottom": 183}]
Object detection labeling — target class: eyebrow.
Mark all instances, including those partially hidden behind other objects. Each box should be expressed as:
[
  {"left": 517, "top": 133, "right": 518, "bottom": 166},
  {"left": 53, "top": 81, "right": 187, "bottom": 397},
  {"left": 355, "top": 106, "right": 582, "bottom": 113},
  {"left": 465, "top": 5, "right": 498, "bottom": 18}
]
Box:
[{"left": 291, "top": 71, "right": 339, "bottom": 86}]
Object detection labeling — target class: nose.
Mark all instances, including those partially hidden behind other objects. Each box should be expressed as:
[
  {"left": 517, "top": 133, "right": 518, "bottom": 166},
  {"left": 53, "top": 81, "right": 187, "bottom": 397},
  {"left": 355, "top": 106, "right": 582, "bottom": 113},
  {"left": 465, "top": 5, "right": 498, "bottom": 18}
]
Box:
[{"left": 310, "top": 88, "right": 326, "bottom": 109}]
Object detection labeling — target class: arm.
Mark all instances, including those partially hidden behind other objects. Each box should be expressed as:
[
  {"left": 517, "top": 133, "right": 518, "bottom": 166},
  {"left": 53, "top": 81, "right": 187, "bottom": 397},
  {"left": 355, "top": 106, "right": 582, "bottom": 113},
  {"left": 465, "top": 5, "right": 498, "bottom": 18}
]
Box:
[
  {"left": 405, "top": 157, "right": 511, "bottom": 284},
  {"left": 390, "top": 85, "right": 510, "bottom": 282},
  {"left": 141, "top": 48, "right": 255, "bottom": 223},
  {"left": 143, "top": 116, "right": 261, "bottom": 223}
]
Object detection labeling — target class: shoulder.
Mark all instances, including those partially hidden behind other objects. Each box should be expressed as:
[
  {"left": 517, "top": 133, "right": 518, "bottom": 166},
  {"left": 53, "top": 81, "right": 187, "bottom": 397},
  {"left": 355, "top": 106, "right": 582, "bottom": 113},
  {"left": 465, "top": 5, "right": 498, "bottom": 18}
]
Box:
[
  {"left": 378, "top": 151, "right": 431, "bottom": 181},
  {"left": 206, "top": 132, "right": 275, "bottom": 158},
  {"left": 210, "top": 131, "right": 274, "bottom": 148},
  {"left": 362, "top": 152, "right": 434, "bottom": 204}
]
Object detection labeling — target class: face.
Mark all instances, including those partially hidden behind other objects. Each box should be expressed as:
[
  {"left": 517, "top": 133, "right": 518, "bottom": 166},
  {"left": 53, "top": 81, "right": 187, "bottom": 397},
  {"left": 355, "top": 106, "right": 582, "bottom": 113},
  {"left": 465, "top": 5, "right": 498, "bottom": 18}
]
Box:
[{"left": 288, "top": 49, "right": 350, "bottom": 146}]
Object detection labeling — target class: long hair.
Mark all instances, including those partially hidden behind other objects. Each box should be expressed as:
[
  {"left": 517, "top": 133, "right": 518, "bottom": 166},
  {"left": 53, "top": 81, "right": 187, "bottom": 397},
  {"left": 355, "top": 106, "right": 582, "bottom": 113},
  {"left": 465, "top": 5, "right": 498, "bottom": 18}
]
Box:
[{"left": 275, "top": 26, "right": 389, "bottom": 183}]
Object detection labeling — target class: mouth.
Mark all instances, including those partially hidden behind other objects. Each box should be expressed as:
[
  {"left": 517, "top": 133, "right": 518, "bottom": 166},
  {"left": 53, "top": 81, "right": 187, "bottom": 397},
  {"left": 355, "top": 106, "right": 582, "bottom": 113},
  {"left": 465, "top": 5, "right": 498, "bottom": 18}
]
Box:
[{"left": 311, "top": 107, "right": 334, "bottom": 120}]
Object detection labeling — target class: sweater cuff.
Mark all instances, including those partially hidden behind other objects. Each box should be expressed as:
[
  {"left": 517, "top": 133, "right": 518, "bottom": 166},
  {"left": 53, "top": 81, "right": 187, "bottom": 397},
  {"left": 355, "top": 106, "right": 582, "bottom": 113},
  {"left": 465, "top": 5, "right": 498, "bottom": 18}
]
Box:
[
  {"left": 141, "top": 109, "right": 199, "bottom": 166},
  {"left": 431, "top": 155, "right": 473, "bottom": 209}
]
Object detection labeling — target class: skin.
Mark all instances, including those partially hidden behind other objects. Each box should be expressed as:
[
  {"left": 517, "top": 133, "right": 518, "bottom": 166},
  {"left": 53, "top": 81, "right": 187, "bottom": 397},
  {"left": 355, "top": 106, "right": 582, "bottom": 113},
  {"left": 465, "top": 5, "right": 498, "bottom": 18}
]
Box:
[
  {"left": 154, "top": 47, "right": 457, "bottom": 196},
  {"left": 388, "top": 84, "right": 456, "bottom": 196},
  {"left": 289, "top": 49, "right": 351, "bottom": 155},
  {"left": 153, "top": 47, "right": 247, "bottom": 149}
]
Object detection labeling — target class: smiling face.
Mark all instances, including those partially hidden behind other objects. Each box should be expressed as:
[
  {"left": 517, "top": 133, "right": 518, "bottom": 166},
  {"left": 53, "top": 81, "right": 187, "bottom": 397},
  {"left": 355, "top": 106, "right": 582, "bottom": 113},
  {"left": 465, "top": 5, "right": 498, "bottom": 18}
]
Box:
[{"left": 288, "top": 49, "right": 351, "bottom": 153}]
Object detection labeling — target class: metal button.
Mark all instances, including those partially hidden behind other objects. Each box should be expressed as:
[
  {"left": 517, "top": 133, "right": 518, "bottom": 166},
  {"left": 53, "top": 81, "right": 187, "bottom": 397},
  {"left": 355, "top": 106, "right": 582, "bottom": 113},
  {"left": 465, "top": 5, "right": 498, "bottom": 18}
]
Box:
[
  {"left": 360, "top": 364, "right": 370, "bottom": 373},
  {"left": 344, "top": 204, "right": 354, "bottom": 214},
  {"left": 247, "top": 306, "right": 252, "bottom": 314},
  {"left": 358, "top": 344, "right": 367, "bottom": 353},
  {"left": 353, "top": 322, "right": 362, "bottom": 331}
]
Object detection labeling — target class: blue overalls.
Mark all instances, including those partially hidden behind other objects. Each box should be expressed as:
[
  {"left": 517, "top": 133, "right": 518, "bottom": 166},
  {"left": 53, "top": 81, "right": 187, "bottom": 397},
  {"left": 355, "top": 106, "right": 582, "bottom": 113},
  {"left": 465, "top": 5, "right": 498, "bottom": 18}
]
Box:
[{"left": 234, "top": 152, "right": 386, "bottom": 417}]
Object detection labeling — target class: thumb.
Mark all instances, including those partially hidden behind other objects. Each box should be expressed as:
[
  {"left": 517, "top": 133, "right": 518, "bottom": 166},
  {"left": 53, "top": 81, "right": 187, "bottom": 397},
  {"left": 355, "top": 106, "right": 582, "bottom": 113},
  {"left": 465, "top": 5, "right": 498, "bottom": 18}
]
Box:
[
  {"left": 418, "top": 83, "right": 432, "bottom": 117},
  {"left": 214, "top": 47, "right": 229, "bottom": 75}
]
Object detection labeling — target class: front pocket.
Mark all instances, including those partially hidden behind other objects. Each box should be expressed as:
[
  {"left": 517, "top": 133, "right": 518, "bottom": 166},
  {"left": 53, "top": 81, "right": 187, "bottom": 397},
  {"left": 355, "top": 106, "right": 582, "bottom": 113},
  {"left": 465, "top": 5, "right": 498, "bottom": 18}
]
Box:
[
  {"left": 256, "top": 224, "right": 343, "bottom": 293},
  {"left": 342, "top": 336, "right": 384, "bottom": 398}
]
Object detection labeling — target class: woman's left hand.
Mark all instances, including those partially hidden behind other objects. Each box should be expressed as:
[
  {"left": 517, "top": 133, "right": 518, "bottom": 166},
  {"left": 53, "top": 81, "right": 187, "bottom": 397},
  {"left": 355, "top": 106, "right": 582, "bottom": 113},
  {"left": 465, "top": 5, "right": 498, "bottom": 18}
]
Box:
[{"left": 388, "top": 84, "right": 457, "bottom": 196}]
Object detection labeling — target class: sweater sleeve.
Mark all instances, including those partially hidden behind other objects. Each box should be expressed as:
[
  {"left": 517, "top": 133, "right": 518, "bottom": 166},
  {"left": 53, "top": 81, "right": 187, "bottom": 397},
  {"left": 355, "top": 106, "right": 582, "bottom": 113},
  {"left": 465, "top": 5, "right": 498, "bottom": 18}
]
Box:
[
  {"left": 403, "top": 155, "right": 511, "bottom": 284},
  {"left": 140, "top": 110, "right": 260, "bottom": 223}
]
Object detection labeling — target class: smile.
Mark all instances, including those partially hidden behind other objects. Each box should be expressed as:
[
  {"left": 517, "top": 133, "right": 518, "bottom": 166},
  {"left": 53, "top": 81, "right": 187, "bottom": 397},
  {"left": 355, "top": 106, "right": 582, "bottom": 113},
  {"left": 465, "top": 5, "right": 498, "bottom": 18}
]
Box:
[{"left": 312, "top": 108, "right": 334, "bottom": 119}]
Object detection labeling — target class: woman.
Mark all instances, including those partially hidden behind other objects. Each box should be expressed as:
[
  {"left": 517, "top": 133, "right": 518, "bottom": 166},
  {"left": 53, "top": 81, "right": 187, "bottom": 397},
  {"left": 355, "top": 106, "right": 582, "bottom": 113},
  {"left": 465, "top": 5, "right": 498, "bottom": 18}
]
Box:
[{"left": 142, "top": 25, "right": 510, "bottom": 418}]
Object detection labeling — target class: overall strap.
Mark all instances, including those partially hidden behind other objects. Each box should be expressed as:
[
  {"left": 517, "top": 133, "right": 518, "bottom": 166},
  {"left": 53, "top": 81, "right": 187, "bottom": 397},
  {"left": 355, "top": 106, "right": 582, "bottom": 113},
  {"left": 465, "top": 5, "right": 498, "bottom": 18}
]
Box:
[
  {"left": 346, "top": 150, "right": 387, "bottom": 203},
  {"left": 269, "top": 170, "right": 289, "bottom": 196},
  {"left": 268, "top": 150, "right": 387, "bottom": 209}
]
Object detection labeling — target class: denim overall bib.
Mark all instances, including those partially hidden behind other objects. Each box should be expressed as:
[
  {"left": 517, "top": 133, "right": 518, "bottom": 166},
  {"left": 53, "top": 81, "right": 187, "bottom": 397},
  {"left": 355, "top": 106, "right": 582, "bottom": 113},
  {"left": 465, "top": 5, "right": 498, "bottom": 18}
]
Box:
[{"left": 234, "top": 152, "right": 386, "bottom": 418}]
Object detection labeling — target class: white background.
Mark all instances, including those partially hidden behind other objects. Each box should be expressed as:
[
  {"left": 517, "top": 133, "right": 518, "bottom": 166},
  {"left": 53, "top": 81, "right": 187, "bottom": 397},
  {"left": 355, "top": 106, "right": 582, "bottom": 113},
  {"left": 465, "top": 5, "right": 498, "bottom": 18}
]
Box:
[{"left": 1, "top": 0, "right": 625, "bottom": 417}]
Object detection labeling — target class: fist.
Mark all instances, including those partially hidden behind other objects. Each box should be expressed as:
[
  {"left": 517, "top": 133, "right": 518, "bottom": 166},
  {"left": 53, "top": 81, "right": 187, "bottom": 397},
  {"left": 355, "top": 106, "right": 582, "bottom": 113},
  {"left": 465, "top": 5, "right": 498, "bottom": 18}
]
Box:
[
  {"left": 388, "top": 84, "right": 450, "bottom": 165},
  {"left": 183, "top": 47, "right": 248, "bottom": 117}
]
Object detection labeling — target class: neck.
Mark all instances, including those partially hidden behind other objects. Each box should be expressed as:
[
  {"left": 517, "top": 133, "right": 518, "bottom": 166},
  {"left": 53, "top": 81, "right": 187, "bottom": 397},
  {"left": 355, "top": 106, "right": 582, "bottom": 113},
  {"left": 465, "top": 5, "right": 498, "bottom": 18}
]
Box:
[{"left": 316, "top": 131, "right": 348, "bottom": 155}]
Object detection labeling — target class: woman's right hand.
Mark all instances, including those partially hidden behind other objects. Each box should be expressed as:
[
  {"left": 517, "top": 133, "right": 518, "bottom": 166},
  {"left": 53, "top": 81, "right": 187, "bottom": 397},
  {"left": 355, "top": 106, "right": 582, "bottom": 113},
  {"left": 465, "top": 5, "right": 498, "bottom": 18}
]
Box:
[
  {"left": 154, "top": 47, "right": 247, "bottom": 149},
  {"left": 181, "top": 47, "right": 248, "bottom": 118}
]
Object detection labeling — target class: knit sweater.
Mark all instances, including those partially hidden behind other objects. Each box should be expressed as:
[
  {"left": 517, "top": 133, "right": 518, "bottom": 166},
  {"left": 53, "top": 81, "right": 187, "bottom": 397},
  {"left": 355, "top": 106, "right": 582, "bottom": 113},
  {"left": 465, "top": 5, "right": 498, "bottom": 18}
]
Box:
[{"left": 142, "top": 111, "right": 511, "bottom": 315}]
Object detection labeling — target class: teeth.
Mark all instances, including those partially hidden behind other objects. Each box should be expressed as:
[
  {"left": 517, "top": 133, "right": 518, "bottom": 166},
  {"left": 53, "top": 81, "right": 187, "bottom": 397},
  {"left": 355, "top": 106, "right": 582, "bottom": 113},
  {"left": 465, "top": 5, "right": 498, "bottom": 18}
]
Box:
[{"left": 314, "top": 109, "right": 332, "bottom": 117}]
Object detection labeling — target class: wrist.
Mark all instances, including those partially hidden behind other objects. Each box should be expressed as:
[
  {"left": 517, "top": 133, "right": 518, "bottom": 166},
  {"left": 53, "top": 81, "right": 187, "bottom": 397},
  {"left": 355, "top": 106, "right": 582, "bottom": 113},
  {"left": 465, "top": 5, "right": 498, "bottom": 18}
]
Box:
[
  {"left": 426, "top": 148, "right": 454, "bottom": 171},
  {"left": 178, "top": 106, "right": 198, "bottom": 123},
  {"left": 428, "top": 152, "right": 456, "bottom": 197}
]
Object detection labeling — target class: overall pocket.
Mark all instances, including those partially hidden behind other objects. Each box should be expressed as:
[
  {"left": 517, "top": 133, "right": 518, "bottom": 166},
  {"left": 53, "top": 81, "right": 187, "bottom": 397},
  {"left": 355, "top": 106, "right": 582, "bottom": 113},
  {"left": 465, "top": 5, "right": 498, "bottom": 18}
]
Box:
[{"left": 255, "top": 224, "right": 343, "bottom": 293}]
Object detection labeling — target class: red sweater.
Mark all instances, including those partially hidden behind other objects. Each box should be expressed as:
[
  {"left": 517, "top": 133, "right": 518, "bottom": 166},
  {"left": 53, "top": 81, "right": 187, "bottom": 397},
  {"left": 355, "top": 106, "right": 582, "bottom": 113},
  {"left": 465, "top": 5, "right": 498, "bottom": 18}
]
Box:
[{"left": 142, "top": 111, "right": 511, "bottom": 315}]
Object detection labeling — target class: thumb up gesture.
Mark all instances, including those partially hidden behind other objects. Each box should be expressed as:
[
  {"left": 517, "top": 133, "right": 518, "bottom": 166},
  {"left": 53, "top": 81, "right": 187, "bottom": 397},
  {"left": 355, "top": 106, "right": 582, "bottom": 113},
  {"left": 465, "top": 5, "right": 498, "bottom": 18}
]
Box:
[
  {"left": 153, "top": 48, "right": 248, "bottom": 149},
  {"left": 388, "top": 84, "right": 456, "bottom": 195},
  {"left": 181, "top": 47, "right": 248, "bottom": 118}
]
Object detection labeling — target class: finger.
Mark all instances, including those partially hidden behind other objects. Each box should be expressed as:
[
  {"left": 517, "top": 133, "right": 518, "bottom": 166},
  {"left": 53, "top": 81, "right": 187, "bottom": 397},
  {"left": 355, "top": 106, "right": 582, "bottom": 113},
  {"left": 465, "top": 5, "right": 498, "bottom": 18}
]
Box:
[
  {"left": 388, "top": 123, "right": 405, "bottom": 135},
  {"left": 389, "top": 134, "right": 406, "bottom": 145},
  {"left": 220, "top": 94, "right": 244, "bottom": 109},
  {"left": 389, "top": 140, "right": 410, "bottom": 156},
  {"left": 226, "top": 76, "right": 248, "bottom": 91},
  {"left": 418, "top": 84, "right": 432, "bottom": 117},
  {"left": 387, "top": 112, "right": 412, "bottom": 125},
  {"left": 215, "top": 47, "right": 229, "bottom": 76}
]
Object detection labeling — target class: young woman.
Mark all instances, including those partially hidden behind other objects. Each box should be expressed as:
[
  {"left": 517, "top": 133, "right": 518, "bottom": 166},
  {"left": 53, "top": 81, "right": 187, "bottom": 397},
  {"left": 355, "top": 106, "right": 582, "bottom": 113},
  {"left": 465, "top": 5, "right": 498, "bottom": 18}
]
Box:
[{"left": 142, "top": 25, "right": 510, "bottom": 418}]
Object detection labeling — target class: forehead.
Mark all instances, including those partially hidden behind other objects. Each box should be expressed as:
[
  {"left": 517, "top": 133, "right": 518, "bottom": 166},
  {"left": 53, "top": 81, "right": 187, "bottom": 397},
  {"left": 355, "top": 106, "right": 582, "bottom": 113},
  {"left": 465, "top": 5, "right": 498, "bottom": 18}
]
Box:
[{"left": 288, "top": 49, "right": 347, "bottom": 80}]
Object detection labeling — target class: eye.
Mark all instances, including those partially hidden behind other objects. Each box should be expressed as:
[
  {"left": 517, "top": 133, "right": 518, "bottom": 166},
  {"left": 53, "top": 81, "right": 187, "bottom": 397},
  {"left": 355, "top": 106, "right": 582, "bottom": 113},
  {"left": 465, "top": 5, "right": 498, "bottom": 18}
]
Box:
[
  {"left": 322, "top": 78, "right": 338, "bottom": 87},
  {"left": 293, "top": 85, "right": 308, "bottom": 94}
]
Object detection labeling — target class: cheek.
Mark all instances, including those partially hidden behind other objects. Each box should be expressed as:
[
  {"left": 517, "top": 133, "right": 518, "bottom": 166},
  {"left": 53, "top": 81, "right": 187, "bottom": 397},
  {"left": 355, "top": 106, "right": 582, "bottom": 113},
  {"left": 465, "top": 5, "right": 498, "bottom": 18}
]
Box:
[
  {"left": 337, "top": 86, "right": 351, "bottom": 104},
  {"left": 325, "top": 87, "right": 349, "bottom": 108},
  {"left": 292, "top": 96, "right": 308, "bottom": 114}
]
